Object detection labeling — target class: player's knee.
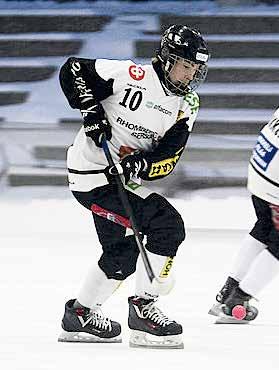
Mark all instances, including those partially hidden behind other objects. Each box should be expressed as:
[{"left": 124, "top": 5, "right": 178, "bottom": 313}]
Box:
[
  {"left": 98, "top": 255, "right": 137, "bottom": 280},
  {"left": 98, "top": 238, "right": 139, "bottom": 280},
  {"left": 145, "top": 195, "right": 185, "bottom": 256}
]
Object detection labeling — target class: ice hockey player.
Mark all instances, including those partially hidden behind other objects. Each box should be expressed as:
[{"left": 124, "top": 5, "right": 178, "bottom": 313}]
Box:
[
  {"left": 58, "top": 25, "right": 209, "bottom": 347},
  {"left": 209, "top": 108, "right": 279, "bottom": 324}
]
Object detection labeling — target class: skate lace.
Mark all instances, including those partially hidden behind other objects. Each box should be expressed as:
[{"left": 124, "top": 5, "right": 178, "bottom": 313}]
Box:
[
  {"left": 141, "top": 302, "right": 173, "bottom": 327},
  {"left": 84, "top": 309, "right": 112, "bottom": 332},
  {"left": 216, "top": 292, "right": 223, "bottom": 303}
]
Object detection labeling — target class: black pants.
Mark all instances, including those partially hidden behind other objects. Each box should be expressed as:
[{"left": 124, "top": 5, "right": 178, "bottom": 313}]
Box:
[
  {"left": 250, "top": 195, "right": 279, "bottom": 259},
  {"left": 72, "top": 184, "right": 185, "bottom": 280}
]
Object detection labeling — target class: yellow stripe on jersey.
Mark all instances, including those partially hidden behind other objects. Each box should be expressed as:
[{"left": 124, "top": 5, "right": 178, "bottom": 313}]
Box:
[
  {"left": 148, "top": 147, "right": 184, "bottom": 178},
  {"left": 159, "top": 257, "right": 174, "bottom": 278}
]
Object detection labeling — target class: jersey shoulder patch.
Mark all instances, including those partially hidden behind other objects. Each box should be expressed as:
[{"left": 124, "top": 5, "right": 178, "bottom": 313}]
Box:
[
  {"left": 183, "top": 91, "right": 200, "bottom": 115},
  {"left": 176, "top": 91, "right": 200, "bottom": 131},
  {"left": 128, "top": 63, "right": 146, "bottom": 81}
]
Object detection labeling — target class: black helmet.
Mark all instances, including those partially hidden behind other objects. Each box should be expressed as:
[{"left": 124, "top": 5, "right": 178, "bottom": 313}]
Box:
[{"left": 157, "top": 24, "right": 209, "bottom": 96}]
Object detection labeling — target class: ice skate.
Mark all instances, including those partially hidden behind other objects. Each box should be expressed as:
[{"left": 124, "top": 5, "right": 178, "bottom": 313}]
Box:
[
  {"left": 58, "top": 299, "right": 122, "bottom": 343},
  {"left": 128, "top": 296, "right": 183, "bottom": 349},
  {"left": 215, "top": 287, "right": 258, "bottom": 324},
  {"left": 208, "top": 276, "right": 239, "bottom": 317}
]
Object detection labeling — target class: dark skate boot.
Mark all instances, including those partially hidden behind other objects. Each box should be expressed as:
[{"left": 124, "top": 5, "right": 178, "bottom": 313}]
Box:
[
  {"left": 128, "top": 296, "right": 183, "bottom": 349},
  {"left": 216, "top": 287, "right": 258, "bottom": 324},
  {"left": 208, "top": 276, "right": 239, "bottom": 317},
  {"left": 58, "top": 299, "right": 122, "bottom": 343}
]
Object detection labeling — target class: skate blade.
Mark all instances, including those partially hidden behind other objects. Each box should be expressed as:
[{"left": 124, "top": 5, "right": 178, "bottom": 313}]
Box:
[
  {"left": 208, "top": 303, "right": 222, "bottom": 317},
  {"left": 58, "top": 329, "right": 122, "bottom": 343},
  {"left": 129, "top": 330, "right": 184, "bottom": 349},
  {"left": 215, "top": 313, "right": 249, "bottom": 325}
]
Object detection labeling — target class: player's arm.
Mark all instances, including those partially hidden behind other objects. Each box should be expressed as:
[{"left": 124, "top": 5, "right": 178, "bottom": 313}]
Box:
[
  {"left": 59, "top": 57, "right": 113, "bottom": 108},
  {"left": 59, "top": 57, "right": 114, "bottom": 147},
  {"left": 108, "top": 118, "right": 191, "bottom": 184},
  {"left": 141, "top": 117, "right": 190, "bottom": 180}
]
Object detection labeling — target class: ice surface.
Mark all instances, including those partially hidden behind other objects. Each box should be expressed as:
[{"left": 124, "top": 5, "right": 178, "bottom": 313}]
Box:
[{"left": 1, "top": 186, "right": 279, "bottom": 369}]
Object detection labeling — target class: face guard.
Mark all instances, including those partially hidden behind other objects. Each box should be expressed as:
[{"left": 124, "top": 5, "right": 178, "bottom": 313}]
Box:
[{"left": 164, "top": 54, "right": 208, "bottom": 96}]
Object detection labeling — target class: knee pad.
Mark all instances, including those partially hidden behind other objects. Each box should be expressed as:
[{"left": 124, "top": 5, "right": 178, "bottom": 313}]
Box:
[
  {"left": 144, "top": 194, "right": 185, "bottom": 256},
  {"left": 98, "top": 236, "right": 139, "bottom": 280}
]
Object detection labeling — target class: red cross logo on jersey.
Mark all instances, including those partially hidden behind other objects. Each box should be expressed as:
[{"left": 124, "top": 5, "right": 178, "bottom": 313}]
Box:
[{"left": 129, "top": 65, "right": 145, "bottom": 81}]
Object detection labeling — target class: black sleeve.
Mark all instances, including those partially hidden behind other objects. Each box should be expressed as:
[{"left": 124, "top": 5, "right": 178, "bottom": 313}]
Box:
[
  {"left": 59, "top": 57, "right": 114, "bottom": 109},
  {"left": 141, "top": 118, "right": 190, "bottom": 181}
]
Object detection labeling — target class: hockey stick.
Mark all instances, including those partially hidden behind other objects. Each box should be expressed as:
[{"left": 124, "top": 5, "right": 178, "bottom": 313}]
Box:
[
  {"left": 101, "top": 134, "right": 155, "bottom": 282},
  {"left": 101, "top": 134, "right": 171, "bottom": 294}
]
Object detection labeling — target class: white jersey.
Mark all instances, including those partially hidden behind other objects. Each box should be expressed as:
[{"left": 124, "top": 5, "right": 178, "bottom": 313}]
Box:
[
  {"left": 248, "top": 108, "right": 279, "bottom": 205},
  {"left": 67, "top": 59, "right": 199, "bottom": 192}
]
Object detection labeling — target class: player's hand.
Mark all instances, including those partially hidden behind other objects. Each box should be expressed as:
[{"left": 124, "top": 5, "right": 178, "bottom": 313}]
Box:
[
  {"left": 82, "top": 103, "right": 112, "bottom": 148},
  {"left": 106, "top": 152, "right": 147, "bottom": 184}
]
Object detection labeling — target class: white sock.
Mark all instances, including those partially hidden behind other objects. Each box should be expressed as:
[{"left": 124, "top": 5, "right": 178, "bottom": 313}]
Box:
[
  {"left": 77, "top": 264, "right": 121, "bottom": 309},
  {"left": 240, "top": 249, "right": 279, "bottom": 297},
  {"left": 135, "top": 251, "right": 175, "bottom": 298},
  {"left": 229, "top": 234, "right": 267, "bottom": 281}
]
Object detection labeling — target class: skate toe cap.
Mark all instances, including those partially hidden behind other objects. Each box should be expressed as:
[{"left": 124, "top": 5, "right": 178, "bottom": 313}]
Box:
[
  {"left": 111, "top": 321, "right": 121, "bottom": 337},
  {"left": 165, "top": 322, "right": 183, "bottom": 335}
]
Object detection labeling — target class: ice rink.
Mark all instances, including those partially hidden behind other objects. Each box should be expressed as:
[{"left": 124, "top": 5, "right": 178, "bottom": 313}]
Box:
[{"left": 1, "top": 186, "right": 279, "bottom": 370}]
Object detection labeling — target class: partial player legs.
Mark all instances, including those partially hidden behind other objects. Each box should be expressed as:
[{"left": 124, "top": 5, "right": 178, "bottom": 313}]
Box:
[
  {"left": 58, "top": 264, "right": 123, "bottom": 342},
  {"left": 208, "top": 234, "right": 265, "bottom": 319},
  {"left": 93, "top": 189, "right": 185, "bottom": 347},
  {"left": 210, "top": 195, "right": 279, "bottom": 324},
  {"left": 130, "top": 193, "right": 185, "bottom": 348},
  {"left": 60, "top": 186, "right": 185, "bottom": 346}
]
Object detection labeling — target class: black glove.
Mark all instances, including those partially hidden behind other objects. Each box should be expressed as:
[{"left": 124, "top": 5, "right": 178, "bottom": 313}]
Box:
[
  {"left": 82, "top": 101, "right": 112, "bottom": 148},
  {"left": 107, "top": 152, "right": 147, "bottom": 185}
]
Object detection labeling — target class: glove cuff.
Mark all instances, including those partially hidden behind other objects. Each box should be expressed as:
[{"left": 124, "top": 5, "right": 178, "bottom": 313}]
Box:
[{"left": 132, "top": 151, "right": 148, "bottom": 173}]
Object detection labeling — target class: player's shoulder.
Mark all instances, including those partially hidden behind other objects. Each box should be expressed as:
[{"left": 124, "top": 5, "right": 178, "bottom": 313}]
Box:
[
  {"left": 95, "top": 59, "right": 150, "bottom": 82},
  {"left": 95, "top": 58, "right": 131, "bottom": 73},
  {"left": 179, "top": 90, "right": 200, "bottom": 115},
  {"left": 95, "top": 59, "right": 149, "bottom": 73}
]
